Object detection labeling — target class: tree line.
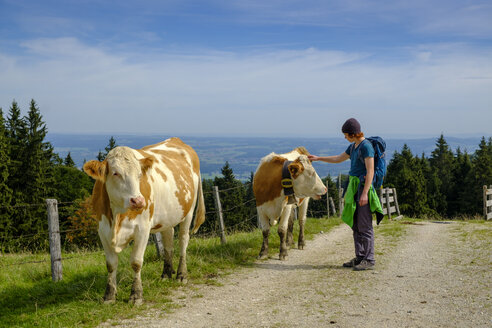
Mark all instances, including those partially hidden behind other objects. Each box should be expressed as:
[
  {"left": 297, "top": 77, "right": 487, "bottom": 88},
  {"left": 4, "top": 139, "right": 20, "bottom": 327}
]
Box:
[
  {"left": 383, "top": 135, "right": 492, "bottom": 218},
  {"left": 0, "top": 99, "right": 490, "bottom": 252}
]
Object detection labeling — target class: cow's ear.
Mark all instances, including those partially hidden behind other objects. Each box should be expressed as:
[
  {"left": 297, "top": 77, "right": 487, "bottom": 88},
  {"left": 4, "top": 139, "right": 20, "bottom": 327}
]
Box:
[
  {"left": 288, "top": 160, "right": 304, "bottom": 179},
  {"left": 83, "top": 160, "right": 108, "bottom": 181},
  {"left": 140, "top": 157, "right": 155, "bottom": 173}
]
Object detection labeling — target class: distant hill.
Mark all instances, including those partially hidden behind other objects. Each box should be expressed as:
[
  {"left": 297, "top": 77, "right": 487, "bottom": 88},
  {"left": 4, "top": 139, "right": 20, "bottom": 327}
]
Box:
[{"left": 46, "top": 133, "right": 487, "bottom": 181}]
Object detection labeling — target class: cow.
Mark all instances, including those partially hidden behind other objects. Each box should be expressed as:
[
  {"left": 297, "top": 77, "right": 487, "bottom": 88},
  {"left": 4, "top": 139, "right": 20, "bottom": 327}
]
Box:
[
  {"left": 83, "top": 137, "right": 205, "bottom": 305},
  {"left": 253, "top": 147, "right": 327, "bottom": 260}
]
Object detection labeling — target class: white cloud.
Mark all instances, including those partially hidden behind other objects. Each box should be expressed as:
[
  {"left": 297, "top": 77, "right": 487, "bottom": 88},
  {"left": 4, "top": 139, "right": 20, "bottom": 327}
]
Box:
[{"left": 0, "top": 38, "right": 491, "bottom": 137}]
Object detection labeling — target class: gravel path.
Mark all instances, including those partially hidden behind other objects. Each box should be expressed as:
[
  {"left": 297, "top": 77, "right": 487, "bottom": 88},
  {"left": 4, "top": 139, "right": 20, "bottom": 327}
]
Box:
[{"left": 105, "top": 221, "right": 492, "bottom": 328}]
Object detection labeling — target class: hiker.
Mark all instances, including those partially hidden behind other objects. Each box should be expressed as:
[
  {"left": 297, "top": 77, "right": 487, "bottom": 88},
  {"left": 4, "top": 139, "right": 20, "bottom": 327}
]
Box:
[{"left": 308, "top": 118, "right": 384, "bottom": 271}]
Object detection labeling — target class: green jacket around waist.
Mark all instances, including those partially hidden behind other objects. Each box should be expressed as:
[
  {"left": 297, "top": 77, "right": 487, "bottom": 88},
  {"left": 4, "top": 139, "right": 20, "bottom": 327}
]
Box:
[{"left": 341, "top": 176, "right": 384, "bottom": 228}]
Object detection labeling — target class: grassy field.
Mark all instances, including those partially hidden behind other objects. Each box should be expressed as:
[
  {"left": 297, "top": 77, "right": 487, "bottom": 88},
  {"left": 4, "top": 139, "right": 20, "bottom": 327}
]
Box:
[{"left": 0, "top": 217, "right": 341, "bottom": 328}]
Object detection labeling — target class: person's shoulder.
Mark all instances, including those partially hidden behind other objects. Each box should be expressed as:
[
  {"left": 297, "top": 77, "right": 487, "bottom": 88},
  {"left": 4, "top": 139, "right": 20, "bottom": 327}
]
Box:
[
  {"left": 362, "top": 139, "right": 374, "bottom": 155},
  {"left": 345, "top": 143, "right": 355, "bottom": 154},
  {"left": 362, "top": 139, "right": 374, "bottom": 149}
]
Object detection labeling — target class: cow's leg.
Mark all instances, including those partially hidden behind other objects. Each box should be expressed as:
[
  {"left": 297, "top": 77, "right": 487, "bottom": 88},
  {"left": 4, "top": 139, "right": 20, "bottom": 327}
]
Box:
[
  {"left": 103, "top": 248, "right": 118, "bottom": 304},
  {"left": 176, "top": 212, "right": 193, "bottom": 283},
  {"left": 297, "top": 198, "right": 309, "bottom": 250},
  {"left": 257, "top": 212, "right": 270, "bottom": 259},
  {"left": 278, "top": 205, "right": 293, "bottom": 260},
  {"left": 128, "top": 231, "right": 149, "bottom": 305},
  {"left": 160, "top": 228, "right": 175, "bottom": 279},
  {"left": 286, "top": 208, "right": 295, "bottom": 247},
  {"left": 99, "top": 227, "right": 118, "bottom": 304}
]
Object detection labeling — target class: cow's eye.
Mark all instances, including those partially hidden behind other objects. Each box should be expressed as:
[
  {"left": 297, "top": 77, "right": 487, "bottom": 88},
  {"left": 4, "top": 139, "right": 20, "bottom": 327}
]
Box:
[{"left": 113, "top": 172, "right": 119, "bottom": 177}]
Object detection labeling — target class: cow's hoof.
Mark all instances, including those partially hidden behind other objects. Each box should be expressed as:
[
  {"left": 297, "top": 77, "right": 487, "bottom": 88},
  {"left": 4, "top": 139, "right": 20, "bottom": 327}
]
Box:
[
  {"left": 298, "top": 244, "right": 304, "bottom": 250},
  {"left": 103, "top": 299, "right": 115, "bottom": 305},
  {"left": 161, "top": 273, "right": 172, "bottom": 280},
  {"left": 257, "top": 254, "right": 269, "bottom": 260},
  {"left": 130, "top": 298, "right": 143, "bottom": 306},
  {"left": 279, "top": 253, "right": 288, "bottom": 261},
  {"left": 176, "top": 275, "right": 188, "bottom": 284}
]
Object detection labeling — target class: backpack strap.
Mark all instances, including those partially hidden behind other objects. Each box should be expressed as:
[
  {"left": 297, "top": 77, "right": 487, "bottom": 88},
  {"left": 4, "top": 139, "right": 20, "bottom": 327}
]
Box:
[{"left": 355, "top": 139, "right": 371, "bottom": 184}]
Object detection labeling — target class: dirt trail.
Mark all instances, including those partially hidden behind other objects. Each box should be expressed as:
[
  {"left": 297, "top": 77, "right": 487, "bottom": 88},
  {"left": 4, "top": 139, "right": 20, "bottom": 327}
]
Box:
[{"left": 106, "top": 221, "right": 491, "bottom": 328}]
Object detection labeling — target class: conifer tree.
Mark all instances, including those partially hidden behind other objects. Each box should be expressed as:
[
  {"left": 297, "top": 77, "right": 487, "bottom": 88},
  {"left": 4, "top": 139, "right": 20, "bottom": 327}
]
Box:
[
  {"left": 307, "top": 174, "right": 338, "bottom": 217},
  {"left": 466, "top": 137, "right": 492, "bottom": 214},
  {"left": 11, "top": 100, "right": 55, "bottom": 249},
  {"left": 428, "top": 134, "right": 455, "bottom": 216},
  {"left": 385, "top": 145, "right": 429, "bottom": 217},
  {"left": 64, "top": 152, "right": 76, "bottom": 167},
  {"left": 244, "top": 172, "right": 257, "bottom": 226},
  {"left": 97, "top": 136, "right": 118, "bottom": 161},
  {"left": 105, "top": 136, "right": 117, "bottom": 154},
  {"left": 214, "top": 162, "right": 246, "bottom": 230},
  {"left": 0, "top": 109, "right": 13, "bottom": 250},
  {"left": 6, "top": 100, "right": 27, "bottom": 199}
]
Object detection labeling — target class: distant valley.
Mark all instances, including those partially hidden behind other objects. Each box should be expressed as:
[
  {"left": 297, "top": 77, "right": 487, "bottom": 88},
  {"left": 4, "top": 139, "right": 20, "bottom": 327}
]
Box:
[{"left": 47, "top": 134, "right": 487, "bottom": 181}]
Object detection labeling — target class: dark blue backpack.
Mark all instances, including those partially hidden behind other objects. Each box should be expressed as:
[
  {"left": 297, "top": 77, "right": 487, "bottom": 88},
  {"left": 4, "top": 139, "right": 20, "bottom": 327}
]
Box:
[{"left": 354, "top": 136, "right": 387, "bottom": 189}]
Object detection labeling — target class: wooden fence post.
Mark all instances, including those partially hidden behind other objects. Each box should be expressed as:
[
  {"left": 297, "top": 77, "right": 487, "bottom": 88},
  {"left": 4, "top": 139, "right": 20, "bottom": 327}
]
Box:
[
  {"left": 392, "top": 188, "right": 401, "bottom": 216},
  {"left": 213, "top": 186, "right": 227, "bottom": 245},
  {"left": 483, "top": 185, "right": 492, "bottom": 221},
  {"left": 385, "top": 188, "right": 392, "bottom": 220},
  {"left": 484, "top": 185, "right": 487, "bottom": 221},
  {"left": 326, "top": 180, "right": 330, "bottom": 218},
  {"left": 338, "top": 188, "right": 344, "bottom": 216},
  {"left": 329, "top": 197, "right": 337, "bottom": 216},
  {"left": 152, "top": 233, "right": 165, "bottom": 259},
  {"left": 46, "top": 199, "right": 62, "bottom": 282}
]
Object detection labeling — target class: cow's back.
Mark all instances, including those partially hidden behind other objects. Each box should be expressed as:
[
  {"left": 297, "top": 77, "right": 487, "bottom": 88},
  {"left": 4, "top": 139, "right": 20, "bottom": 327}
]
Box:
[{"left": 136, "top": 138, "right": 201, "bottom": 225}]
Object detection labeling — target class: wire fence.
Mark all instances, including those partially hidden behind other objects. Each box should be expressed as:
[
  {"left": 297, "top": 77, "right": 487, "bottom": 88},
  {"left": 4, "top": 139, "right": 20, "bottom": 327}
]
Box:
[{"left": 0, "top": 182, "right": 336, "bottom": 273}]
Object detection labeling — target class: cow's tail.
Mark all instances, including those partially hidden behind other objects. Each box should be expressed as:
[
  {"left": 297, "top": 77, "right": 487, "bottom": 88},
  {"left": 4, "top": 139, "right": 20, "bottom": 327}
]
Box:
[{"left": 192, "top": 173, "right": 206, "bottom": 234}]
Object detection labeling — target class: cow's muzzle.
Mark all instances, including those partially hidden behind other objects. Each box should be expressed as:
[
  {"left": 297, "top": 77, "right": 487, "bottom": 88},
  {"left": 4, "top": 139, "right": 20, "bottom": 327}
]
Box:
[
  {"left": 312, "top": 187, "right": 328, "bottom": 200},
  {"left": 129, "top": 196, "right": 145, "bottom": 209}
]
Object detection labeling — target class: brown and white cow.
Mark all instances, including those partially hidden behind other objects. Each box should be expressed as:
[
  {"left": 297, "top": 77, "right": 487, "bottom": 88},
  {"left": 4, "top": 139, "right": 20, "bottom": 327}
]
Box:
[
  {"left": 253, "top": 147, "right": 327, "bottom": 260},
  {"left": 83, "top": 137, "right": 205, "bottom": 305}
]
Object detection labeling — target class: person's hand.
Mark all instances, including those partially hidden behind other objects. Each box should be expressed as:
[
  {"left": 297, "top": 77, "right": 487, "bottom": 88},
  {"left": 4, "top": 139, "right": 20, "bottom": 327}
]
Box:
[
  {"left": 308, "top": 155, "right": 319, "bottom": 162},
  {"left": 359, "top": 192, "right": 369, "bottom": 206}
]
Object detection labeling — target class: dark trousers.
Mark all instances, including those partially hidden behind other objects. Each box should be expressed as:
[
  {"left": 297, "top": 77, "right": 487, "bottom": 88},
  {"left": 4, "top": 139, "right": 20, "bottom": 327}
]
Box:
[{"left": 353, "top": 203, "right": 375, "bottom": 263}]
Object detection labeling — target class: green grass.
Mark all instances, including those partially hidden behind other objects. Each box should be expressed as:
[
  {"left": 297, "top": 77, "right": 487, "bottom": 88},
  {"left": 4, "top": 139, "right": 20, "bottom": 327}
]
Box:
[{"left": 0, "top": 217, "right": 340, "bottom": 328}]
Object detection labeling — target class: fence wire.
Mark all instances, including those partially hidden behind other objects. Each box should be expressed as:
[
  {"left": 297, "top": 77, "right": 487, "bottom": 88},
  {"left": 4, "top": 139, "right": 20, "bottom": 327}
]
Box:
[{"left": 1, "top": 183, "right": 332, "bottom": 268}]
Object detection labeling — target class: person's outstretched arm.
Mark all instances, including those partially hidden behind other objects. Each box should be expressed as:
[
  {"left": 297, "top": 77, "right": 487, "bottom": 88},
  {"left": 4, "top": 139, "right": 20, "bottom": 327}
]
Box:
[{"left": 308, "top": 152, "right": 349, "bottom": 164}]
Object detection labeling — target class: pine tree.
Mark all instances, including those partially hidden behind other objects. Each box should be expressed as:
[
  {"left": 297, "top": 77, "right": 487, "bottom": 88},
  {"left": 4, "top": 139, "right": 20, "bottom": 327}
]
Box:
[
  {"left": 466, "top": 137, "right": 492, "bottom": 215},
  {"left": 214, "top": 162, "right": 247, "bottom": 230},
  {"left": 200, "top": 178, "right": 217, "bottom": 233},
  {"left": 449, "top": 148, "right": 472, "bottom": 216},
  {"left": 428, "top": 135, "right": 454, "bottom": 216},
  {"left": 6, "top": 100, "right": 27, "bottom": 199},
  {"left": 97, "top": 136, "right": 118, "bottom": 161},
  {"left": 13, "top": 100, "right": 55, "bottom": 249},
  {"left": 0, "top": 109, "right": 13, "bottom": 250},
  {"left": 105, "top": 136, "right": 117, "bottom": 154},
  {"left": 64, "top": 152, "right": 76, "bottom": 167},
  {"left": 307, "top": 174, "right": 338, "bottom": 217},
  {"left": 385, "top": 145, "right": 429, "bottom": 217},
  {"left": 244, "top": 172, "right": 257, "bottom": 226}
]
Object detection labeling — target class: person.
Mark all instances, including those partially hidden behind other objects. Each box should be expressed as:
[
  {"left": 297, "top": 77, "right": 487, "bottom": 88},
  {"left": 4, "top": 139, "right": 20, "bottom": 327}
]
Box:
[{"left": 308, "top": 118, "right": 383, "bottom": 271}]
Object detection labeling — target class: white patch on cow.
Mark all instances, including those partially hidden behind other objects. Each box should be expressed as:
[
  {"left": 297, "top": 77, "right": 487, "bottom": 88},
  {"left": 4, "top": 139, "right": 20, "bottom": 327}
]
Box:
[{"left": 106, "top": 147, "right": 144, "bottom": 211}]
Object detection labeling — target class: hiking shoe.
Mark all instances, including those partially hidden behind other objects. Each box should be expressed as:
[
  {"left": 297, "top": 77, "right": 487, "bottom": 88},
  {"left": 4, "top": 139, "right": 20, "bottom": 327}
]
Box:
[
  {"left": 353, "top": 260, "right": 375, "bottom": 271},
  {"left": 342, "top": 257, "right": 361, "bottom": 268}
]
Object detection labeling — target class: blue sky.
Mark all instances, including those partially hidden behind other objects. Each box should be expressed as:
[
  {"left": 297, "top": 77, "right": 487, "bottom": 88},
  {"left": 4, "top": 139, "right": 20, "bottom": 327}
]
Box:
[{"left": 0, "top": 0, "right": 491, "bottom": 137}]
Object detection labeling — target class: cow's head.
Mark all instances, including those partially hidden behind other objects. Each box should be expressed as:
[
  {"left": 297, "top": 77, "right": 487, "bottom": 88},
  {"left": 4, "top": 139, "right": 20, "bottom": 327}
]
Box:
[
  {"left": 288, "top": 155, "right": 327, "bottom": 200},
  {"left": 83, "top": 146, "right": 154, "bottom": 212}
]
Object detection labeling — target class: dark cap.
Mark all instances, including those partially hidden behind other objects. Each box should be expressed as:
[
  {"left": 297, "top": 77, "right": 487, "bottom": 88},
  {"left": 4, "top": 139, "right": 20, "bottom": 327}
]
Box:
[{"left": 341, "top": 118, "right": 361, "bottom": 134}]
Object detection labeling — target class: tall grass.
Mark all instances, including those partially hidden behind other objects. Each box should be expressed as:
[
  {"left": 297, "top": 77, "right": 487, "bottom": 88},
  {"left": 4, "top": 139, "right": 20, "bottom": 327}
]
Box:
[{"left": 0, "top": 217, "right": 340, "bottom": 328}]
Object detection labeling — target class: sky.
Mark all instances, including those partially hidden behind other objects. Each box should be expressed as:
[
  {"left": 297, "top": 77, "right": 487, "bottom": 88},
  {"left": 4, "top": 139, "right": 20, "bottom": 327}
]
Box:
[{"left": 0, "top": 0, "right": 491, "bottom": 138}]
